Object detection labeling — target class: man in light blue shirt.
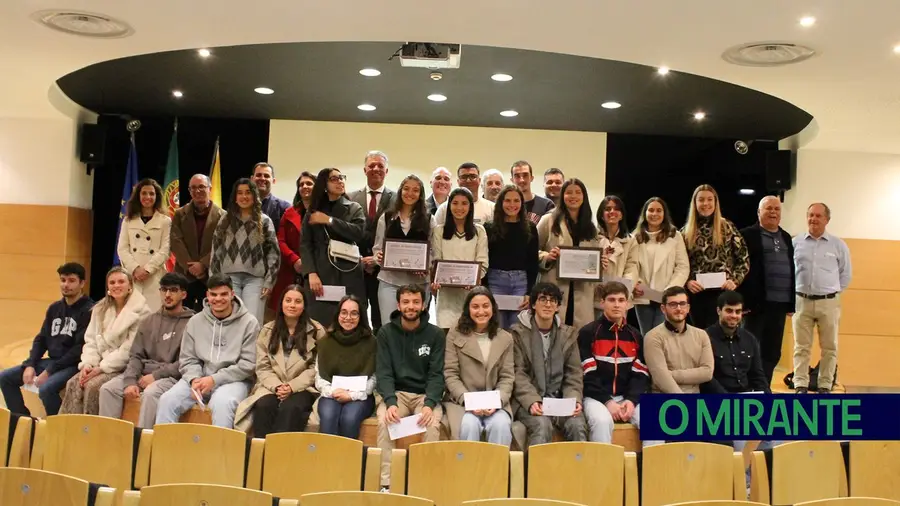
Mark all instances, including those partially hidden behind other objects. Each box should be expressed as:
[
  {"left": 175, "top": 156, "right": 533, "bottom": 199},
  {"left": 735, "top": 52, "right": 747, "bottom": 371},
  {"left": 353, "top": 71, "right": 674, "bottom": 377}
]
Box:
[{"left": 792, "top": 203, "right": 852, "bottom": 394}]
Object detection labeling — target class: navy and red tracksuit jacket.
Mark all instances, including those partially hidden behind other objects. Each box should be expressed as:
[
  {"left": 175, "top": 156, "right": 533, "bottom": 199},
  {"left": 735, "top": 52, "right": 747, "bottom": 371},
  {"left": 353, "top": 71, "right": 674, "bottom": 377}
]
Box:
[{"left": 577, "top": 316, "right": 650, "bottom": 404}]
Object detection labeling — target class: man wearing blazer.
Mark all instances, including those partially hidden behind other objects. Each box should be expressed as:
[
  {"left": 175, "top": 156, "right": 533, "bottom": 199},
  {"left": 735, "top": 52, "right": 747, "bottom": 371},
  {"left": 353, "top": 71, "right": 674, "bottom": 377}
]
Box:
[
  {"left": 170, "top": 174, "right": 227, "bottom": 311},
  {"left": 348, "top": 150, "right": 395, "bottom": 331},
  {"left": 738, "top": 195, "right": 795, "bottom": 385}
]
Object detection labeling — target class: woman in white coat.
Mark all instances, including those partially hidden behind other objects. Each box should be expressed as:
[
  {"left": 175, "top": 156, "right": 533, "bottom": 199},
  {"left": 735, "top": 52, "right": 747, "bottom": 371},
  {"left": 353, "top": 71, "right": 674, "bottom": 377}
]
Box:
[
  {"left": 595, "top": 195, "right": 634, "bottom": 316},
  {"left": 624, "top": 197, "right": 690, "bottom": 334},
  {"left": 117, "top": 178, "right": 171, "bottom": 312}
]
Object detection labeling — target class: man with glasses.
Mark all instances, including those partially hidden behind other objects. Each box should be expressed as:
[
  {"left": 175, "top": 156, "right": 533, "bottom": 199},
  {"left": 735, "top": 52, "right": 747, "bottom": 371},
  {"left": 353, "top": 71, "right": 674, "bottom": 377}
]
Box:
[
  {"left": 99, "top": 273, "right": 195, "bottom": 428},
  {"left": 252, "top": 162, "right": 290, "bottom": 233},
  {"left": 434, "top": 162, "right": 495, "bottom": 225},
  {"left": 170, "top": 174, "right": 226, "bottom": 311},
  {"left": 510, "top": 160, "right": 555, "bottom": 225}
]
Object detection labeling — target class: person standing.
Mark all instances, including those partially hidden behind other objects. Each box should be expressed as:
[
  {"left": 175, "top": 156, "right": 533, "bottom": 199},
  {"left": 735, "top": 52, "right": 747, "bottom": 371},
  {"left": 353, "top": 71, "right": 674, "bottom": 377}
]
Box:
[
  {"left": 792, "top": 203, "right": 852, "bottom": 394},
  {"left": 252, "top": 163, "right": 291, "bottom": 233},
  {"left": 117, "top": 178, "right": 171, "bottom": 312},
  {"left": 481, "top": 169, "right": 505, "bottom": 203},
  {"left": 425, "top": 167, "right": 452, "bottom": 216},
  {"left": 543, "top": 168, "right": 564, "bottom": 204},
  {"left": 271, "top": 172, "right": 315, "bottom": 316},
  {"left": 434, "top": 163, "right": 495, "bottom": 225},
  {"left": 510, "top": 161, "right": 555, "bottom": 225},
  {"left": 739, "top": 195, "right": 796, "bottom": 385}
]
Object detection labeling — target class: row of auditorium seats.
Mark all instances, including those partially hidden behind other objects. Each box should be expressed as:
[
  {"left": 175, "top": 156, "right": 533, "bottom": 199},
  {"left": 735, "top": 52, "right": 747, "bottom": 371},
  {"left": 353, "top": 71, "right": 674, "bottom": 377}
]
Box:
[{"left": 2, "top": 408, "right": 899, "bottom": 506}]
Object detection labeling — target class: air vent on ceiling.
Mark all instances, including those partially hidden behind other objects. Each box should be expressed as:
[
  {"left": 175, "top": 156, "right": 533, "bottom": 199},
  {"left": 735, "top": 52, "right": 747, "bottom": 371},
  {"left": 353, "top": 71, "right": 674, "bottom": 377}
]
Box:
[
  {"left": 31, "top": 10, "right": 134, "bottom": 38},
  {"left": 722, "top": 42, "right": 816, "bottom": 67}
]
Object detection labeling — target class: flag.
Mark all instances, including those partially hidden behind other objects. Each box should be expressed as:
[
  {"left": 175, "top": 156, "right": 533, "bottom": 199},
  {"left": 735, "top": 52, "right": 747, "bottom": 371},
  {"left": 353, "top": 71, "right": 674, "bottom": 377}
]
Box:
[
  {"left": 163, "top": 120, "right": 180, "bottom": 272},
  {"left": 113, "top": 137, "right": 139, "bottom": 266},
  {"left": 209, "top": 137, "right": 222, "bottom": 208}
]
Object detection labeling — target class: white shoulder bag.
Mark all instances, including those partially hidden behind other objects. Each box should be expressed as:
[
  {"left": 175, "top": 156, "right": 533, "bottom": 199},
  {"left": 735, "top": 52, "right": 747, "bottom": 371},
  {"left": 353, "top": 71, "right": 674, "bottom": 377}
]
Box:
[{"left": 324, "top": 227, "right": 361, "bottom": 272}]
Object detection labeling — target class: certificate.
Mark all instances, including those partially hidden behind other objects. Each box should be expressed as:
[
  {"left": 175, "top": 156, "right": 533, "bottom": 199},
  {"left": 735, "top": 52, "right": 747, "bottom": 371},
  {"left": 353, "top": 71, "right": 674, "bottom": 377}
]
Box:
[
  {"left": 606, "top": 276, "right": 634, "bottom": 295},
  {"left": 642, "top": 286, "right": 664, "bottom": 303},
  {"left": 388, "top": 414, "right": 427, "bottom": 440},
  {"left": 542, "top": 397, "right": 576, "bottom": 417},
  {"left": 317, "top": 285, "right": 346, "bottom": 302},
  {"left": 464, "top": 391, "right": 502, "bottom": 411},
  {"left": 332, "top": 375, "right": 368, "bottom": 392},
  {"left": 697, "top": 272, "right": 727, "bottom": 290},
  {"left": 382, "top": 239, "right": 429, "bottom": 272},
  {"left": 495, "top": 295, "right": 525, "bottom": 311},
  {"left": 433, "top": 260, "right": 481, "bottom": 288},
  {"left": 556, "top": 247, "right": 602, "bottom": 281}
]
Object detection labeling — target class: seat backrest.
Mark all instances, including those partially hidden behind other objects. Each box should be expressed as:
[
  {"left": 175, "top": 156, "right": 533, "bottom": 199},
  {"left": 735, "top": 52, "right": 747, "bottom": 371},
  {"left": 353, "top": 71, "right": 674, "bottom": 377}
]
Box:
[
  {"left": 527, "top": 442, "right": 625, "bottom": 506},
  {"left": 262, "top": 432, "right": 366, "bottom": 498},
  {"left": 148, "top": 423, "right": 246, "bottom": 487},
  {"left": 0, "top": 467, "right": 91, "bottom": 506},
  {"left": 123, "top": 483, "right": 273, "bottom": 506},
  {"left": 795, "top": 498, "right": 900, "bottom": 506},
  {"left": 300, "top": 491, "right": 435, "bottom": 506},
  {"left": 463, "top": 500, "right": 587, "bottom": 506},
  {"left": 40, "top": 414, "right": 134, "bottom": 493},
  {"left": 641, "top": 442, "right": 741, "bottom": 506},
  {"left": 9, "top": 415, "right": 34, "bottom": 468},
  {"left": 771, "top": 441, "right": 844, "bottom": 505},
  {"left": 665, "top": 502, "right": 769, "bottom": 506},
  {"left": 407, "top": 441, "right": 510, "bottom": 506},
  {"left": 850, "top": 441, "right": 900, "bottom": 501},
  {"left": 0, "top": 408, "right": 9, "bottom": 466}
]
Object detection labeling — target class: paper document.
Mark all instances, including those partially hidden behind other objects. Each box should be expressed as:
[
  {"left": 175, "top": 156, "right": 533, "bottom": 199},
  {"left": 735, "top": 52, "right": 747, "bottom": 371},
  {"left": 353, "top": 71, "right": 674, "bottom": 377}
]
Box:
[
  {"left": 22, "top": 383, "right": 39, "bottom": 394},
  {"left": 696, "top": 272, "right": 727, "bottom": 290},
  {"left": 191, "top": 388, "right": 207, "bottom": 409},
  {"left": 542, "top": 397, "right": 576, "bottom": 417},
  {"left": 388, "top": 414, "right": 427, "bottom": 440},
  {"left": 642, "top": 286, "right": 664, "bottom": 303},
  {"left": 319, "top": 285, "right": 346, "bottom": 302},
  {"left": 464, "top": 390, "right": 502, "bottom": 411},
  {"left": 495, "top": 295, "right": 525, "bottom": 311},
  {"left": 332, "top": 375, "right": 368, "bottom": 392},
  {"left": 607, "top": 276, "right": 634, "bottom": 295},
  {"left": 740, "top": 391, "right": 766, "bottom": 394}
]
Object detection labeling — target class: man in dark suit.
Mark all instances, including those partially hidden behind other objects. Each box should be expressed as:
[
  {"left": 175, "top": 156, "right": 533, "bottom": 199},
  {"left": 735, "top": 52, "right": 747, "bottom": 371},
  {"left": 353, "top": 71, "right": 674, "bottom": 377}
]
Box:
[
  {"left": 738, "top": 195, "right": 795, "bottom": 385},
  {"left": 425, "top": 166, "right": 452, "bottom": 216},
  {"left": 348, "top": 150, "right": 395, "bottom": 331}
]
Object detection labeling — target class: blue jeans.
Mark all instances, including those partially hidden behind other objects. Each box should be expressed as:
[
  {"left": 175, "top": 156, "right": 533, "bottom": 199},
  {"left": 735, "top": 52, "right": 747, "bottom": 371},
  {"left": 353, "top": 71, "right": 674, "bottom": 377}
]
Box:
[
  {"left": 229, "top": 272, "right": 265, "bottom": 324},
  {"left": 487, "top": 269, "right": 528, "bottom": 329},
  {"left": 460, "top": 410, "right": 512, "bottom": 445},
  {"left": 156, "top": 378, "right": 250, "bottom": 428},
  {"left": 635, "top": 304, "right": 665, "bottom": 335},
  {"left": 0, "top": 359, "right": 78, "bottom": 416},
  {"left": 317, "top": 396, "right": 375, "bottom": 439}
]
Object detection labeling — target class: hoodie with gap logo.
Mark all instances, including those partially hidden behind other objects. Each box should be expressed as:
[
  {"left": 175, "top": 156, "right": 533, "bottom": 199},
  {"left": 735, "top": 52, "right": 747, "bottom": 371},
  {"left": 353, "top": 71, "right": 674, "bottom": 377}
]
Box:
[
  {"left": 179, "top": 296, "right": 260, "bottom": 386},
  {"left": 577, "top": 316, "right": 649, "bottom": 405}
]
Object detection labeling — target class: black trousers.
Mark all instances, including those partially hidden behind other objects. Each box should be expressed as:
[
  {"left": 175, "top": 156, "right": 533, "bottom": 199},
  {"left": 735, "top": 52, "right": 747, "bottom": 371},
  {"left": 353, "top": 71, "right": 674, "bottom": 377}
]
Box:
[
  {"left": 364, "top": 270, "right": 382, "bottom": 331},
  {"left": 185, "top": 279, "right": 208, "bottom": 313},
  {"left": 252, "top": 391, "right": 316, "bottom": 438},
  {"left": 744, "top": 301, "right": 790, "bottom": 386},
  {"left": 689, "top": 289, "right": 721, "bottom": 330}
]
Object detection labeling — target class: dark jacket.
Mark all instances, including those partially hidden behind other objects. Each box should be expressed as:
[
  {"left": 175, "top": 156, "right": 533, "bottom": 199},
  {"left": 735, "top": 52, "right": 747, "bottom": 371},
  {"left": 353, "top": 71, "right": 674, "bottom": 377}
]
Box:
[
  {"left": 23, "top": 295, "right": 95, "bottom": 373},
  {"left": 738, "top": 223, "right": 796, "bottom": 313},
  {"left": 577, "top": 316, "right": 650, "bottom": 404},
  {"left": 425, "top": 195, "right": 439, "bottom": 216},
  {"left": 375, "top": 310, "right": 446, "bottom": 408},
  {"left": 169, "top": 201, "right": 227, "bottom": 282},
  {"left": 701, "top": 323, "right": 770, "bottom": 394},
  {"left": 121, "top": 307, "right": 195, "bottom": 387},
  {"left": 348, "top": 187, "right": 396, "bottom": 257}
]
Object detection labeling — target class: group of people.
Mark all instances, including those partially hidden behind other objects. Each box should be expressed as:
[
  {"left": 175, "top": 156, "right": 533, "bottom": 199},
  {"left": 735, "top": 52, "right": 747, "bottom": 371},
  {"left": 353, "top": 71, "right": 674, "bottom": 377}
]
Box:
[{"left": 0, "top": 150, "right": 852, "bottom": 490}]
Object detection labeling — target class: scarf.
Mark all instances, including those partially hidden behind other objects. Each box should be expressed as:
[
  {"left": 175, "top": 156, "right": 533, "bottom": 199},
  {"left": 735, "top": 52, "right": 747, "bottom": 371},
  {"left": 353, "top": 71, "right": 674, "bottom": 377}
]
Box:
[
  {"left": 315, "top": 326, "right": 377, "bottom": 383},
  {"left": 528, "top": 316, "right": 565, "bottom": 398}
]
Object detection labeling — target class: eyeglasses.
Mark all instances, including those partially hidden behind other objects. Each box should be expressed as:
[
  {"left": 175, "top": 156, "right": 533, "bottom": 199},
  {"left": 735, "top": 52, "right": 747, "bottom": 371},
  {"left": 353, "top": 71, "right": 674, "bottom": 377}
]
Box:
[
  {"left": 536, "top": 296, "right": 559, "bottom": 305},
  {"left": 189, "top": 185, "right": 209, "bottom": 192},
  {"left": 329, "top": 175, "right": 347, "bottom": 183},
  {"left": 158, "top": 287, "right": 183, "bottom": 294},
  {"left": 665, "top": 301, "right": 689, "bottom": 309},
  {"left": 459, "top": 174, "right": 479, "bottom": 182},
  {"left": 339, "top": 310, "right": 360, "bottom": 319}
]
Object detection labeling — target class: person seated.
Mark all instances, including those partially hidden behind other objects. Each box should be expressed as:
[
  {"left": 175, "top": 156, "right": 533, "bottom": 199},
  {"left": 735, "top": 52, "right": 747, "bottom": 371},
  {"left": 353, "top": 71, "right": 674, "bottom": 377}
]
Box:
[
  {"left": 315, "top": 295, "right": 377, "bottom": 439},
  {"left": 60, "top": 267, "right": 151, "bottom": 415},
  {"left": 234, "top": 284, "right": 325, "bottom": 436},
  {"left": 579, "top": 281, "right": 650, "bottom": 444},
  {"left": 444, "top": 287, "right": 514, "bottom": 445},
  {"left": 98, "top": 273, "right": 194, "bottom": 428},
  {"left": 156, "top": 274, "right": 259, "bottom": 428},
  {"left": 509, "top": 282, "right": 587, "bottom": 447},
  {"left": 0, "top": 263, "right": 93, "bottom": 416},
  {"left": 375, "top": 283, "right": 445, "bottom": 489}
]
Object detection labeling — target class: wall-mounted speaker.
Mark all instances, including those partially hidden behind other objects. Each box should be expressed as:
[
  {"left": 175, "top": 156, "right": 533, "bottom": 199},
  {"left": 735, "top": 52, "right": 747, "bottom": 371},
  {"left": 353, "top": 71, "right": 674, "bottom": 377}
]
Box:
[
  {"left": 79, "top": 123, "right": 107, "bottom": 165},
  {"left": 765, "top": 150, "right": 795, "bottom": 192}
]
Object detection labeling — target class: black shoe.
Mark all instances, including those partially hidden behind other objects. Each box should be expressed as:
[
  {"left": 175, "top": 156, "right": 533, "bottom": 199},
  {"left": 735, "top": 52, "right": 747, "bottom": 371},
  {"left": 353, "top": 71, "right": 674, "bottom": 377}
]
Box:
[
  {"left": 795, "top": 387, "right": 809, "bottom": 394},
  {"left": 817, "top": 387, "right": 831, "bottom": 394}
]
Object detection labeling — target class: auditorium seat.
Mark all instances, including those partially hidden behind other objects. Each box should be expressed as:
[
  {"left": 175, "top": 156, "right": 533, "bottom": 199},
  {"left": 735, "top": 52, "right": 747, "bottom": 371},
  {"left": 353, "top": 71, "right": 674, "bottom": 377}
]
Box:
[
  {"left": 7, "top": 412, "right": 34, "bottom": 467},
  {"left": 301, "top": 490, "right": 435, "bottom": 506},
  {"left": 641, "top": 442, "right": 745, "bottom": 506},
  {"left": 662, "top": 502, "right": 768, "bottom": 506},
  {"left": 122, "top": 483, "right": 298, "bottom": 506},
  {"left": 525, "top": 442, "right": 637, "bottom": 506},
  {"left": 133, "top": 423, "right": 248, "bottom": 488},
  {"left": 463, "top": 499, "right": 587, "bottom": 506},
  {"left": 0, "top": 467, "right": 116, "bottom": 506},
  {"left": 750, "top": 441, "right": 847, "bottom": 505},
  {"left": 511, "top": 421, "right": 641, "bottom": 452},
  {"left": 121, "top": 397, "right": 212, "bottom": 425},
  {"left": 848, "top": 441, "right": 900, "bottom": 500},
  {"left": 794, "top": 499, "right": 900, "bottom": 506}
]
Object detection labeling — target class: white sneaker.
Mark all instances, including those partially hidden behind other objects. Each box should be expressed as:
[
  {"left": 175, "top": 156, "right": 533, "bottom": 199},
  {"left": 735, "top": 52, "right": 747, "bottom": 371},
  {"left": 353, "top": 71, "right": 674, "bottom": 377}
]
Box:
[{"left": 380, "top": 487, "right": 389, "bottom": 493}]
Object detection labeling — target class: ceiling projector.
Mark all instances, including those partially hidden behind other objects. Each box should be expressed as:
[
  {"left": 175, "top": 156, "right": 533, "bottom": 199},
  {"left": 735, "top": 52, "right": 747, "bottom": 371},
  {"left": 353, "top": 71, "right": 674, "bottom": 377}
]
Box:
[{"left": 399, "top": 42, "right": 461, "bottom": 69}]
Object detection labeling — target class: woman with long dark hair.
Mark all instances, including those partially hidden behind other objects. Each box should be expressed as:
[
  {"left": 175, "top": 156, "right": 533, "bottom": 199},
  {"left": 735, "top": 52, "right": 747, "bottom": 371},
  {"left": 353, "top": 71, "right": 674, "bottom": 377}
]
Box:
[
  {"left": 443, "top": 287, "right": 514, "bottom": 444},
  {"left": 373, "top": 175, "right": 435, "bottom": 325},
  {"left": 314, "top": 295, "right": 377, "bottom": 439},
  {"left": 210, "top": 178, "right": 280, "bottom": 323},
  {"left": 300, "top": 168, "right": 367, "bottom": 325},
  {"left": 430, "top": 187, "right": 489, "bottom": 330},
  {"left": 595, "top": 195, "right": 633, "bottom": 316},
  {"left": 116, "top": 178, "right": 170, "bottom": 311},
  {"left": 484, "top": 185, "right": 539, "bottom": 328},
  {"left": 234, "top": 284, "right": 325, "bottom": 436},
  {"left": 271, "top": 171, "right": 316, "bottom": 315}
]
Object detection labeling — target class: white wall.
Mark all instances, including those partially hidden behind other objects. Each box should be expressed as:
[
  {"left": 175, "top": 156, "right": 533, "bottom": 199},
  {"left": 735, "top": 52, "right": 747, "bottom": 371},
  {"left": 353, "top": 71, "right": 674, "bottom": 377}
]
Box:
[
  {"left": 267, "top": 120, "right": 607, "bottom": 204},
  {"left": 783, "top": 149, "right": 900, "bottom": 240}
]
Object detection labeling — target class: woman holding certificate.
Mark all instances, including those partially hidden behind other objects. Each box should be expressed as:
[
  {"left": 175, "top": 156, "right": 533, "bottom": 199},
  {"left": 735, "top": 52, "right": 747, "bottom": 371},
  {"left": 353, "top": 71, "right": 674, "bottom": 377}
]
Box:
[
  {"left": 443, "top": 287, "right": 514, "bottom": 444},
  {"left": 373, "top": 175, "right": 435, "bottom": 325},
  {"left": 430, "top": 187, "right": 489, "bottom": 331},
  {"left": 681, "top": 184, "right": 750, "bottom": 328},
  {"left": 536, "top": 178, "right": 608, "bottom": 330}
]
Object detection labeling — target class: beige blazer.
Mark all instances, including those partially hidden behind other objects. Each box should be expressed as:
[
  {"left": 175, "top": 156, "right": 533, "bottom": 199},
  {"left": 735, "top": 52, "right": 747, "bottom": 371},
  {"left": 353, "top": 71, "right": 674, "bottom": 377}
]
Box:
[
  {"left": 623, "top": 231, "right": 690, "bottom": 305},
  {"left": 117, "top": 212, "right": 171, "bottom": 311},
  {"left": 169, "top": 202, "right": 227, "bottom": 282}
]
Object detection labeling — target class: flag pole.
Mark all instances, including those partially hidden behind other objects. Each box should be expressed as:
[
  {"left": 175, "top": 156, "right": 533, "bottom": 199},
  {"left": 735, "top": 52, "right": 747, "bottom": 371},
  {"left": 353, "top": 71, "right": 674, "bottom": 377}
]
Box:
[{"left": 209, "top": 136, "right": 220, "bottom": 175}]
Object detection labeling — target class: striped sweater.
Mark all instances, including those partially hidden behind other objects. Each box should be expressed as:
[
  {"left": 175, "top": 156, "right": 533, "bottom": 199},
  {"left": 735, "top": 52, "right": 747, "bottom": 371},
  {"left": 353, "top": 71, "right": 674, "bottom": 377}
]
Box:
[{"left": 210, "top": 213, "right": 280, "bottom": 289}]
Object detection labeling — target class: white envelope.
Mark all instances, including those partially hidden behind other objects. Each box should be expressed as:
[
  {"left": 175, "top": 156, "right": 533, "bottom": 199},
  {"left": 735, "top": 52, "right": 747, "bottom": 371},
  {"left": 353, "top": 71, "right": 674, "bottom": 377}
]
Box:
[
  {"left": 642, "top": 286, "right": 664, "bottom": 303},
  {"left": 464, "top": 390, "right": 502, "bottom": 411},
  {"left": 388, "top": 414, "right": 427, "bottom": 440},
  {"left": 607, "top": 276, "right": 634, "bottom": 295},
  {"left": 22, "top": 383, "right": 39, "bottom": 394},
  {"left": 319, "top": 285, "right": 346, "bottom": 302},
  {"left": 494, "top": 295, "right": 525, "bottom": 311},
  {"left": 542, "top": 397, "right": 576, "bottom": 417},
  {"left": 332, "top": 375, "right": 368, "bottom": 392},
  {"left": 696, "top": 272, "right": 727, "bottom": 290}
]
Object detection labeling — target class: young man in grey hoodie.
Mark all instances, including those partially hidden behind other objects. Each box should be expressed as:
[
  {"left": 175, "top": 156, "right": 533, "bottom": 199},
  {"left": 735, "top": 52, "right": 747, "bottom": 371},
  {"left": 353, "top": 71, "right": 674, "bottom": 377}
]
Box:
[
  {"left": 155, "top": 274, "right": 259, "bottom": 428},
  {"left": 98, "top": 272, "right": 195, "bottom": 428}
]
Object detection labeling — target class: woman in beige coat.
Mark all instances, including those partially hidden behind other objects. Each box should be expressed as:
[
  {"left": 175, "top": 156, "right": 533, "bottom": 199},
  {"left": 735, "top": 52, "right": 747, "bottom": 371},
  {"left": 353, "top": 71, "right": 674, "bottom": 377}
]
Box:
[
  {"left": 595, "top": 195, "right": 634, "bottom": 316},
  {"left": 443, "top": 287, "right": 514, "bottom": 445},
  {"left": 116, "top": 178, "right": 171, "bottom": 312},
  {"left": 537, "top": 178, "right": 608, "bottom": 331},
  {"left": 234, "top": 285, "right": 326, "bottom": 436}
]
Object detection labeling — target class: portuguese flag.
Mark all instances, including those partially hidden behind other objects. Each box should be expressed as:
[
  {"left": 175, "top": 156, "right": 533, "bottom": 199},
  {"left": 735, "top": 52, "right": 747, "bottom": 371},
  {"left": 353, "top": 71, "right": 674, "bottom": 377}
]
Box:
[{"left": 163, "top": 120, "right": 180, "bottom": 272}]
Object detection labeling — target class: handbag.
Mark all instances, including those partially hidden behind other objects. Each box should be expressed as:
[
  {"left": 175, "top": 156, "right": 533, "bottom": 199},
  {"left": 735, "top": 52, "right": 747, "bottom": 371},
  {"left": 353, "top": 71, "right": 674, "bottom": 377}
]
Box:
[{"left": 324, "top": 227, "right": 361, "bottom": 272}]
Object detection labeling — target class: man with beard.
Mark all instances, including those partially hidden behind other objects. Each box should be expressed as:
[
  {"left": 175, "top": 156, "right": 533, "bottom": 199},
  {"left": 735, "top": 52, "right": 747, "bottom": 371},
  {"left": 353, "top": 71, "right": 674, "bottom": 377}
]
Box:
[
  {"left": 375, "top": 284, "right": 445, "bottom": 490},
  {"left": 99, "top": 272, "right": 195, "bottom": 428},
  {"left": 252, "top": 162, "right": 290, "bottom": 233},
  {"left": 426, "top": 166, "right": 452, "bottom": 216}
]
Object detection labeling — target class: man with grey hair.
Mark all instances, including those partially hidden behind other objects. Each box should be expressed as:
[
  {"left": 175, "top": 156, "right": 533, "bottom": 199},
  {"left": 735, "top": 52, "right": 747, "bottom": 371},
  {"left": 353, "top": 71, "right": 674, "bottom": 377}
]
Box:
[
  {"left": 252, "top": 162, "right": 290, "bottom": 232},
  {"left": 738, "top": 195, "right": 796, "bottom": 384},
  {"left": 791, "top": 202, "right": 852, "bottom": 394},
  {"left": 481, "top": 169, "right": 504, "bottom": 202},
  {"left": 426, "top": 166, "right": 452, "bottom": 215},
  {"left": 170, "top": 173, "right": 227, "bottom": 311}
]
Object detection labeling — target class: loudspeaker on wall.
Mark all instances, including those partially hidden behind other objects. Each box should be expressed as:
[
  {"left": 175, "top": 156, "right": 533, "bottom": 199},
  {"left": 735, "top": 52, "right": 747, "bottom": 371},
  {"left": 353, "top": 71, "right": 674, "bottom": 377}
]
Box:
[
  {"left": 765, "top": 150, "right": 795, "bottom": 191},
  {"left": 79, "top": 123, "right": 107, "bottom": 165}
]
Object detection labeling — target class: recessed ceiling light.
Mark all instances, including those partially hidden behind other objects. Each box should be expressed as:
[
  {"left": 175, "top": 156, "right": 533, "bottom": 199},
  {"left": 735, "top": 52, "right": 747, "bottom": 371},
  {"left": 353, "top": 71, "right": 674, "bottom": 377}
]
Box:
[
  {"left": 500, "top": 110, "right": 518, "bottom": 117},
  {"left": 427, "top": 94, "right": 447, "bottom": 102},
  {"left": 657, "top": 66, "right": 670, "bottom": 75},
  {"left": 172, "top": 90, "right": 183, "bottom": 98},
  {"left": 739, "top": 188, "right": 756, "bottom": 195},
  {"left": 693, "top": 111, "right": 706, "bottom": 120},
  {"left": 799, "top": 16, "right": 816, "bottom": 27},
  {"left": 197, "top": 48, "right": 211, "bottom": 58},
  {"left": 358, "top": 104, "right": 376, "bottom": 111},
  {"left": 491, "top": 73, "right": 513, "bottom": 82},
  {"left": 254, "top": 87, "right": 274, "bottom": 95},
  {"left": 893, "top": 45, "right": 900, "bottom": 54},
  {"left": 359, "top": 68, "right": 381, "bottom": 77},
  {"left": 601, "top": 101, "right": 621, "bottom": 109}
]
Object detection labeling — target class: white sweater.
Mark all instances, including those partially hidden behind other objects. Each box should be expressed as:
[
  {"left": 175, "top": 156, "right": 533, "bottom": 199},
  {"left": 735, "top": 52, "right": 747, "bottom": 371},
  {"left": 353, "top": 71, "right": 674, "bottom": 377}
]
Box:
[{"left": 80, "top": 290, "right": 152, "bottom": 373}]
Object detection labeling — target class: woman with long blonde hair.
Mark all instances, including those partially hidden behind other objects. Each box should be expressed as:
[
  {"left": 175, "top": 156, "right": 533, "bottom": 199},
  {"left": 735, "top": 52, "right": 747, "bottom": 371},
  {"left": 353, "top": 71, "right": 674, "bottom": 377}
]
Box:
[{"left": 116, "top": 178, "right": 170, "bottom": 311}]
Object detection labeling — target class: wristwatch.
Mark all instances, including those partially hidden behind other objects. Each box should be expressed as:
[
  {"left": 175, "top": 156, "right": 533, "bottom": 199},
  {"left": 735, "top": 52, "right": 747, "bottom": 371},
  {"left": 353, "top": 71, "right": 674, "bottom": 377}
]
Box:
[{"left": 328, "top": 217, "right": 333, "bottom": 225}]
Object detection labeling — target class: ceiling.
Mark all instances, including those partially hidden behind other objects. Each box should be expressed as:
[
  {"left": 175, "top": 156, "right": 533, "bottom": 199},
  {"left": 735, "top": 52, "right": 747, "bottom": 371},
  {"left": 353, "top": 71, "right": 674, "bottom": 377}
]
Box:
[
  {"left": 4, "top": 1, "right": 900, "bottom": 154},
  {"left": 56, "top": 42, "right": 811, "bottom": 141}
]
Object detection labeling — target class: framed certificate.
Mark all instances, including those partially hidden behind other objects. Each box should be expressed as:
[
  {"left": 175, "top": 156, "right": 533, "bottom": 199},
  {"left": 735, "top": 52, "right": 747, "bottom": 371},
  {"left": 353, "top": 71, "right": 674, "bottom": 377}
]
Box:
[
  {"left": 432, "top": 260, "right": 481, "bottom": 288},
  {"left": 381, "top": 239, "right": 429, "bottom": 272},
  {"left": 556, "top": 247, "right": 602, "bottom": 281}
]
